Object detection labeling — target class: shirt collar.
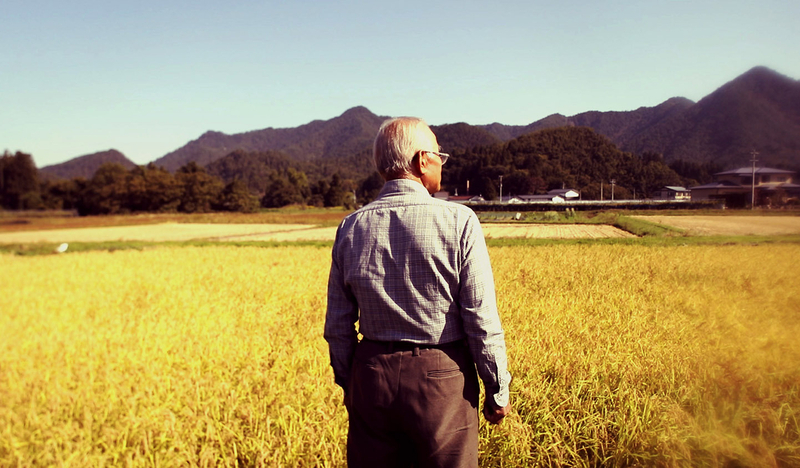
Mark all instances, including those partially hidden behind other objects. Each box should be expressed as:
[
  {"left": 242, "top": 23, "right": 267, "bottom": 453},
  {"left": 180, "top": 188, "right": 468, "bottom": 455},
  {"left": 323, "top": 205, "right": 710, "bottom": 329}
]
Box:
[{"left": 377, "top": 178, "right": 431, "bottom": 198}]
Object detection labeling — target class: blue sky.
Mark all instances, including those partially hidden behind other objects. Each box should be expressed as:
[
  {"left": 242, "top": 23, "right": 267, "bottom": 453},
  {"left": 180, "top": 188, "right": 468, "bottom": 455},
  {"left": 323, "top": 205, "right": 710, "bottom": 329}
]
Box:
[{"left": 2, "top": 0, "right": 798, "bottom": 167}]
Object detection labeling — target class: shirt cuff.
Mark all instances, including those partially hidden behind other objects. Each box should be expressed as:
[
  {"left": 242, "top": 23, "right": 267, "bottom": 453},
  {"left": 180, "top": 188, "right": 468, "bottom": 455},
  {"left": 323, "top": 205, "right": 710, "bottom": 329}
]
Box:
[{"left": 490, "top": 388, "right": 509, "bottom": 408}]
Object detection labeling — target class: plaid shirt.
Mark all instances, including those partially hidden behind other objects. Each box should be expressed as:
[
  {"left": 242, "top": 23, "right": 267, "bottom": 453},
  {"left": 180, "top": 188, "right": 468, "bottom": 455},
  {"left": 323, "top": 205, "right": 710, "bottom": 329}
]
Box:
[{"left": 324, "top": 179, "right": 510, "bottom": 407}]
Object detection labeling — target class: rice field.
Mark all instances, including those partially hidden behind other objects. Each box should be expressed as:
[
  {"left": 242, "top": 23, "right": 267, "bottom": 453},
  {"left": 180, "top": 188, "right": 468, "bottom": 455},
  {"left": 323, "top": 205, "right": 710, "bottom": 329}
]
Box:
[
  {"left": 0, "top": 223, "right": 632, "bottom": 244},
  {"left": 2, "top": 242, "right": 799, "bottom": 466},
  {"left": 481, "top": 223, "right": 634, "bottom": 239},
  {"left": 633, "top": 215, "right": 800, "bottom": 236}
]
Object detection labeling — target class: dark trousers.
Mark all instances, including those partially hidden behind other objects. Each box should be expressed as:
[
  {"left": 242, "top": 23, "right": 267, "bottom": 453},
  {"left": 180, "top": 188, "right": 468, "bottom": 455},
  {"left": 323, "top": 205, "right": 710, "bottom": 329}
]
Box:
[{"left": 346, "top": 339, "right": 480, "bottom": 468}]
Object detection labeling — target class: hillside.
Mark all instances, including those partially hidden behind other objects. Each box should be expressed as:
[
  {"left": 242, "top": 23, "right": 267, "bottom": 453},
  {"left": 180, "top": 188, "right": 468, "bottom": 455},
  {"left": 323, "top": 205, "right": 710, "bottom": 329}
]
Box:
[
  {"left": 153, "top": 106, "right": 387, "bottom": 172},
  {"left": 442, "top": 126, "right": 683, "bottom": 199},
  {"left": 430, "top": 122, "right": 502, "bottom": 151},
  {"left": 622, "top": 67, "right": 800, "bottom": 168},
  {"left": 39, "top": 149, "right": 136, "bottom": 180},
  {"left": 476, "top": 67, "right": 800, "bottom": 169}
]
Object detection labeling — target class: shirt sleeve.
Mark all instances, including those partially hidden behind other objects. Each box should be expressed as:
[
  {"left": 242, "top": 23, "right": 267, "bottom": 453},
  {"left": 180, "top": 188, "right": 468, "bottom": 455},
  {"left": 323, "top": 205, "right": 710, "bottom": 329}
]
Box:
[
  {"left": 458, "top": 214, "right": 511, "bottom": 408},
  {"left": 323, "top": 228, "right": 359, "bottom": 391}
]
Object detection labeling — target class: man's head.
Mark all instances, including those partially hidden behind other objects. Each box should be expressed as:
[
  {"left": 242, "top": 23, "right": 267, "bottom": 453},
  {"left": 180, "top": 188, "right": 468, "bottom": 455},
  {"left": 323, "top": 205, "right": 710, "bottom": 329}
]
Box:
[{"left": 373, "top": 117, "right": 448, "bottom": 194}]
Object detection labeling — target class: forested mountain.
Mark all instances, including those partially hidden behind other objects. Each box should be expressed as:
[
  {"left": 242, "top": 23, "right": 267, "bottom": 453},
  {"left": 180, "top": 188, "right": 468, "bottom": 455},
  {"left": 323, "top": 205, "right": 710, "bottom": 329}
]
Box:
[
  {"left": 39, "top": 149, "right": 136, "bottom": 180},
  {"left": 476, "top": 68, "right": 799, "bottom": 170},
  {"left": 205, "top": 148, "right": 374, "bottom": 194},
  {"left": 153, "top": 106, "right": 387, "bottom": 172},
  {"left": 144, "top": 66, "right": 798, "bottom": 176},
  {"left": 442, "top": 126, "right": 681, "bottom": 199},
  {"left": 430, "top": 123, "right": 502, "bottom": 151},
  {"left": 32, "top": 66, "right": 799, "bottom": 185},
  {"left": 477, "top": 98, "right": 696, "bottom": 147},
  {"left": 622, "top": 67, "right": 800, "bottom": 168}
]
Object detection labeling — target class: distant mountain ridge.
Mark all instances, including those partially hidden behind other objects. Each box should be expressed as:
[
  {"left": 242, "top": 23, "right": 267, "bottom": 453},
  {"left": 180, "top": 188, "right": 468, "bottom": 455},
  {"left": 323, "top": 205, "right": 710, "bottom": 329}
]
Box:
[
  {"left": 40, "top": 149, "right": 136, "bottom": 180},
  {"left": 474, "top": 68, "right": 800, "bottom": 168},
  {"left": 152, "top": 106, "right": 387, "bottom": 172},
  {"left": 622, "top": 66, "right": 800, "bottom": 168},
  {"left": 41, "top": 66, "right": 800, "bottom": 180},
  {"left": 474, "top": 96, "right": 696, "bottom": 150}
]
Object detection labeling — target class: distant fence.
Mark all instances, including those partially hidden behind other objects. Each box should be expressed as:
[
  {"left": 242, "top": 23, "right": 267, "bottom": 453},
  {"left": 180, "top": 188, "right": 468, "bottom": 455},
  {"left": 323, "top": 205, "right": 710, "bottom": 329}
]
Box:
[{"left": 465, "top": 200, "right": 721, "bottom": 212}]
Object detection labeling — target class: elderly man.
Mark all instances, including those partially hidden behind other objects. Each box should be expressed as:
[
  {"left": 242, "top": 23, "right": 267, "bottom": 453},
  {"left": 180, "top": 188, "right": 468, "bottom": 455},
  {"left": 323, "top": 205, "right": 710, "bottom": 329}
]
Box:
[{"left": 324, "top": 117, "right": 511, "bottom": 468}]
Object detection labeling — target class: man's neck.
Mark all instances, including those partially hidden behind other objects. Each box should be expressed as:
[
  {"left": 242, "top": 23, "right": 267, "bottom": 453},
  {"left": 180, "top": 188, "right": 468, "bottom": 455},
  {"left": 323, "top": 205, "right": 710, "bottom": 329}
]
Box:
[{"left": 387, "top": 174, "right": 434, "bottom": 194}]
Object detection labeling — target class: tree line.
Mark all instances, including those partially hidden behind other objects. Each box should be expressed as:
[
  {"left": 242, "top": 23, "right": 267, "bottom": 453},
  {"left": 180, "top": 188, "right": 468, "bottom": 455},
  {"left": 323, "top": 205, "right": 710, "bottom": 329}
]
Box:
[
  {"left": 2, "top": 126, "right": 724, "bottom": 214},
  {"left": 0, "top": 151, "right": 369, "bottom": 215}
]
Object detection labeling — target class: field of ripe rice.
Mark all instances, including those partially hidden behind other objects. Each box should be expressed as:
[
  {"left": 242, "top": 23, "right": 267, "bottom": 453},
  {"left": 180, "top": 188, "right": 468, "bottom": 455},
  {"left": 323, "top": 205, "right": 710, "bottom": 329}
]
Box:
[
  {"left": 634, "top": 215, "right": 800, "bottom": 236},
  {"left": 0, "top": 223, "right": 332, "bottom": 243},
  {"left": 481, "top": 223, "right": 634, "bottom": 239},
  {"left": 2, "top": 244, "right": 799, "bottom": 466},
  {"left": 0, "top": 222, "right": 633, "bottom": 243}
]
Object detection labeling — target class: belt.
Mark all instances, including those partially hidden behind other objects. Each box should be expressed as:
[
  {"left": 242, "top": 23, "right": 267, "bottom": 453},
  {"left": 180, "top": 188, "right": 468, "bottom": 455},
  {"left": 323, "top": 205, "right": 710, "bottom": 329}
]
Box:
[{"left": 360, "top": 338, "right": 466, "bottom": 353}]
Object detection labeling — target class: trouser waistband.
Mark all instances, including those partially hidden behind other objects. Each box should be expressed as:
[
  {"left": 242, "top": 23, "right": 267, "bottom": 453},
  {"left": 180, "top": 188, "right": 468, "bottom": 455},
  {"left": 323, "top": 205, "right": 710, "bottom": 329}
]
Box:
[{"left": 359, "top": 338, "right": 466, "bottom": 354}]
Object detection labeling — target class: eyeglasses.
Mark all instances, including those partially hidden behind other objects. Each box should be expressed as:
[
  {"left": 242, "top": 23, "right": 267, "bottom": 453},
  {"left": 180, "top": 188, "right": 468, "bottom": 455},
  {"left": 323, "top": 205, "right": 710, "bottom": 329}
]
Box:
[{"left": 416, "top": 150, "right": 450, "bottom": 165}]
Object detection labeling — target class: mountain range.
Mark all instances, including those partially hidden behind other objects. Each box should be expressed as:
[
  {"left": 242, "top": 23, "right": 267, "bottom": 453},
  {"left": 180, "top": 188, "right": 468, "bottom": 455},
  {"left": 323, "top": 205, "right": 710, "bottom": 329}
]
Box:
[
  {"left": 40, "top": 66, "right": 800, "bottom": 179},
  {"left": 39, "top": 149, "right": 136, "bottom": 180}
]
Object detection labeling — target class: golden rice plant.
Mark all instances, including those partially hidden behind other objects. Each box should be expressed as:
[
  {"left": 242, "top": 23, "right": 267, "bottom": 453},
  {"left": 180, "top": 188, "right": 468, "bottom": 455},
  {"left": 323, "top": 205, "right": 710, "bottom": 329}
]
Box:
[
  {"left": 484, "top": 244, "right": 800, "bottom": 467},
  {"left": 1, "top": 243, "right": 799, "bottom": 467},
  {"left": 1, "top": 246, "right": 343, "bottom": 467}
]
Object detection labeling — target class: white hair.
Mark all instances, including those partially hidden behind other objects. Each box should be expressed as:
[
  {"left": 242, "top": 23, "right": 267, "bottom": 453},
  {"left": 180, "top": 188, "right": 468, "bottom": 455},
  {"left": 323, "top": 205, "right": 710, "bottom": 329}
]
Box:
[{"left": 373, "top": 117, "right": 433, "bottom": 178}]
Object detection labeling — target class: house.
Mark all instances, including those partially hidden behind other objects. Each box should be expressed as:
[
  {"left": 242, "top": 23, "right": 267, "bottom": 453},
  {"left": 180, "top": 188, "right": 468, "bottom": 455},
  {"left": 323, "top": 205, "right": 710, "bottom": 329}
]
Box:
[
  {"left": 517, "top": 194, "right": 566, "bottom": 203},
  {"left": 654, "top": 186, "right": 691, "bottom": 201},
  {"left": 715, "top": 167, "right": 794, "bottom": 186},
  {"left": 547, "top": 188, "right": 580, "bottom": 200},
  {"left": 447, "top": 195, "right": 486, "bottom": 204},
  {"left": 690, "top": 167, "right": 800, "bottom": 207}
]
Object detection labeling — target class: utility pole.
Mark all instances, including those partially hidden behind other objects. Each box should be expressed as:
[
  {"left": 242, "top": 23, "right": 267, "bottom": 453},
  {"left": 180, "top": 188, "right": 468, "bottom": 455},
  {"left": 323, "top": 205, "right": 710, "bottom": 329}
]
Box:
[
  {"left": 750, "top": 150, "right": 758, "bottom": 209},
  {"left": 600, "top": 181, "right": 604, "bottom": 201},
  {"left": 499, "top": 175, "right": 503, "bottom": 203},
  {"left": 610, "top": 179, "right": 616, "bottom": 201}
]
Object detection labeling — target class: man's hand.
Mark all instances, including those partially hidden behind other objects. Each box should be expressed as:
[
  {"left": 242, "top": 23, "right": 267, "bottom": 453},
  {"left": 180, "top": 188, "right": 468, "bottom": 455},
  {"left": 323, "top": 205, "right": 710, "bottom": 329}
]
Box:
[{"left": 482, "top": 399, "right": 511, "bottom": 424}]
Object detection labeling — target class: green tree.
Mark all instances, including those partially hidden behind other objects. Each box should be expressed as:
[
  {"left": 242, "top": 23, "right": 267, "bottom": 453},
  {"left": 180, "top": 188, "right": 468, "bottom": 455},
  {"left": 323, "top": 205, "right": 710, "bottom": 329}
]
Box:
[
  {"left": 638, "top": 161, "right": 683, "bottom": 198},
  {"left": 127, "top": 163, "right": 181, "bottom": 212},
  {"left": 215, "top": 179, "right": 259, "bottom": 212},
  {"left": 286, "top": 167, "right": 311, "bottom": 202},
  {"left": 175, "top": 162, "right": 223, "bottom": 213},
  {"left": 324, "top": 173, "right": 355, "bottom": 208},
  {"left": 357, "top": 172, "right": 384, "bottom": 204},
  {"left": 1, "top": 151, "right": 40, "bottom": 209},
  {"left": 261, "top": 171, "right": 305, "bottom": 208},
  {"left": 41, "top": 178, "right": 86, "bottom": 210},
  {"left": 502, "top": 170, "right": 535, "bottom": 196},
  {"left": 77, "top": 163, "right": 129, "bottom": 215}
]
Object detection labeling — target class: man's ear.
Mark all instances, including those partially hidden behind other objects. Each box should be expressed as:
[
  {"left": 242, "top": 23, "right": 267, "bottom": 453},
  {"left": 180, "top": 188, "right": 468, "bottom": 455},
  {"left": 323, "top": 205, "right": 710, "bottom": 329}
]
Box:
[{"left": 417, "top": 152, "right": 430, "bottom": 175}]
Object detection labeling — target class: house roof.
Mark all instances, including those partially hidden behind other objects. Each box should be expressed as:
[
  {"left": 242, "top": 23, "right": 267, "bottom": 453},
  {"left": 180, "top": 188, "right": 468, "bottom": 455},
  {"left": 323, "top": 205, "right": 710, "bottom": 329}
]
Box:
[
  {"left": 518, "top": 194, "right": 565, "bottom": 202},
  {"left": 547, "top": 189, "right": 579, "bottom": 196},
  {"left": 763, "top": 183, "right": 800, "bottom": 191},
  {"left": 447, "top": 195, "right": 485, "bottom": 203},
  {"left": 690, "top": 180, "right": 742, "bottom": 190},
  {"left": 716, "top": 167, "right": 795, "bottom": 176},
  {"left": 663, "top": 186, "right": 689, "bottom": 192}
]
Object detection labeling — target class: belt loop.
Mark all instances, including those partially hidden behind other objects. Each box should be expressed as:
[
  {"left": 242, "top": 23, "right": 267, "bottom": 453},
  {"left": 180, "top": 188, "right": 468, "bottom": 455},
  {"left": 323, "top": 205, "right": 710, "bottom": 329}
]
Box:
[{"left": 412, "top": 346, "right": 420, "bottom": 357}]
